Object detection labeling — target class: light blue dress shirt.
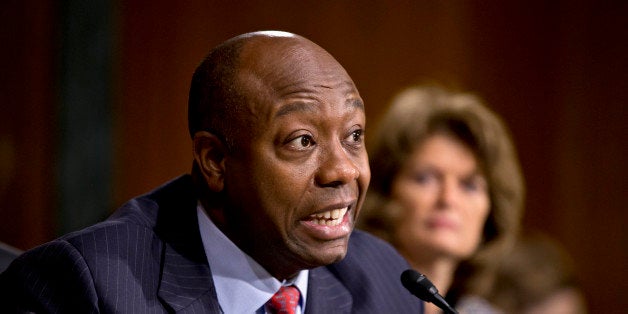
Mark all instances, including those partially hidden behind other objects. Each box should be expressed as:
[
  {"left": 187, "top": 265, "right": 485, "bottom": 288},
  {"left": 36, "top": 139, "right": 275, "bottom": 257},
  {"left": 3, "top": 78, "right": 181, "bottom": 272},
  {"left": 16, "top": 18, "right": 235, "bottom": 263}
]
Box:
[{"left": 197, "top": 203, "right": 308, "bottom": 313}]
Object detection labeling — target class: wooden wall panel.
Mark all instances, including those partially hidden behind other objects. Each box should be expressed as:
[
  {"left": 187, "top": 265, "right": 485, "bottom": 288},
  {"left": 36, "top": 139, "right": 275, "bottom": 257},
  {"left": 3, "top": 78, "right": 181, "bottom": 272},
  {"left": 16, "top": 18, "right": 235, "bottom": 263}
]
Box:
[
  {"left": 0, "top": 1, "right": 56, "bottom": 249},
  {"left": 1, "top": 1, "right": 624, "bottom": 312},
  {"left": 114, "top": 3, "right": 626, "bottom": 312}
]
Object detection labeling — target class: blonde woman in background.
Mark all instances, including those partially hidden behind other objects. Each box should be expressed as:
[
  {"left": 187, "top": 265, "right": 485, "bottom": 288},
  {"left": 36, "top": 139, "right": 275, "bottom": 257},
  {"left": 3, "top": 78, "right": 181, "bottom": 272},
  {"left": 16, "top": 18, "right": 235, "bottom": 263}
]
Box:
[{"left": 359, "top": 85, "right": 524, "bottom": 313}]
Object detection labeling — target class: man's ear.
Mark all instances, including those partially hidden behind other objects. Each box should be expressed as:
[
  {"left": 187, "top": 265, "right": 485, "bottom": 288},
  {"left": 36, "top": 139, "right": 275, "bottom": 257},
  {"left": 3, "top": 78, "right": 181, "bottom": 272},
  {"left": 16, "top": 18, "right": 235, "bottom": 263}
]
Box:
[{"left": 193, "top": 131, "right": 227, "bottom": 192}]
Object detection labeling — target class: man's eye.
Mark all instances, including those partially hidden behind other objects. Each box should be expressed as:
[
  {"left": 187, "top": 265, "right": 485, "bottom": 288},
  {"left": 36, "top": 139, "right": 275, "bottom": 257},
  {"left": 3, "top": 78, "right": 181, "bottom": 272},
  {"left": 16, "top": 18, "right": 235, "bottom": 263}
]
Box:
[
  {"left": 300, "top": 135, "right": 313, "bottom": 147},
  {"left": 347, "top": 129, "right": 363, "bottom": 143},
  {"left": 287, "top": 135, "right": 315, "bottom": 149}
]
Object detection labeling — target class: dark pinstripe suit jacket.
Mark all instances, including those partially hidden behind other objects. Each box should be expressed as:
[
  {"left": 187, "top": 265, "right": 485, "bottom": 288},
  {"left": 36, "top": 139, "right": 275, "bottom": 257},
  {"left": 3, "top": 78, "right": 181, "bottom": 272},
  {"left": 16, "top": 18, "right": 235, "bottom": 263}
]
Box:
[{"left": 0, "top": 175, "right": 423, "bottom": 313}]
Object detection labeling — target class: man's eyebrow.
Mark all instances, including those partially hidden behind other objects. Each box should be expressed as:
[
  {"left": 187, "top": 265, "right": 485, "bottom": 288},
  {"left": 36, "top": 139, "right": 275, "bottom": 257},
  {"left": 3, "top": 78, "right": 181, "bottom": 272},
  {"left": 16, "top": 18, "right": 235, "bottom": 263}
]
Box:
[
  {"left": 275, "top": 102, "right": 316, "bottom": 118},
  {"left": 349, "top": 98, "right": 364, "bottom": 110},
  {"left": 274, "top": 98, "right": 364, "bottom": 118}
]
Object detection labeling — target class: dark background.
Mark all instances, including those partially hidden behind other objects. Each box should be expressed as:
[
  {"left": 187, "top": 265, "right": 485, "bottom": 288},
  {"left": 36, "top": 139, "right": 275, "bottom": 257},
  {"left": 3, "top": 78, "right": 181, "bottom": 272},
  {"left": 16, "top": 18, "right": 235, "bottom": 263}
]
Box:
[{"left": 1, "top": 1, "right": 626, "bottom": 312}]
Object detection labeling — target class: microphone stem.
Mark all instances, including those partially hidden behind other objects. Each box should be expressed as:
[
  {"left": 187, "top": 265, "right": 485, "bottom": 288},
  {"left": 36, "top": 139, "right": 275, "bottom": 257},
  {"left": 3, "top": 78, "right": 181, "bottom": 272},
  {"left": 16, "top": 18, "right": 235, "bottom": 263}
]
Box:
[{"left": 432, "top": 293, "right": 458, "bottom": 314}]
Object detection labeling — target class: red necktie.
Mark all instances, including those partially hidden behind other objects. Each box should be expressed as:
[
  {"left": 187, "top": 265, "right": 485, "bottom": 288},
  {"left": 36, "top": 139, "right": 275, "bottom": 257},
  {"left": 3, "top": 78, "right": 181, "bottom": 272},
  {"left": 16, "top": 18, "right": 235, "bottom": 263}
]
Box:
[{"left": 267, "top": 285, "right": 300, "bottom": 314}]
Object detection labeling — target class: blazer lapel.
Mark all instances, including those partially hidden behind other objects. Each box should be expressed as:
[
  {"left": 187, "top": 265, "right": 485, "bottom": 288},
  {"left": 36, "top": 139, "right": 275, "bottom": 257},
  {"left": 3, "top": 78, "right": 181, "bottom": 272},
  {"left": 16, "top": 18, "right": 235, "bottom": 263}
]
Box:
[
  {"left": 159, "top": 243, "right": 221, "bottom": 312},
  {"left": 306, "top": 266, "right": 352, "bottom": 314},
  {"left": 153, "top": 175, "right": 222, "bottom": 312}
]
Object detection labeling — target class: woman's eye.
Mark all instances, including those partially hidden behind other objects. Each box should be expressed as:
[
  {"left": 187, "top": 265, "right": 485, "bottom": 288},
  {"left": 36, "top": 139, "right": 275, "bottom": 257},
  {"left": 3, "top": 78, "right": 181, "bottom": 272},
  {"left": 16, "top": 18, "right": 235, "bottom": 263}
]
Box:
[
  {"left": 462, "top": 176, "right": 487, "bottom": 193},
  {"left": 412, "top": 171, "right": 434, "bottom": 184},
  {"left": 461, "top": 180, "right": 478, "bottom": 192}
]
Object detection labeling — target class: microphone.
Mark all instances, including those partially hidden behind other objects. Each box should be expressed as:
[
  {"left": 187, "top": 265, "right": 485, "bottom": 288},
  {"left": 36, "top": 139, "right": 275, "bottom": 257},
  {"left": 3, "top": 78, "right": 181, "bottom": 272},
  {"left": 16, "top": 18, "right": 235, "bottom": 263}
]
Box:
[{"left": 401, "top": 269, "right": 458, "bottom": 314}]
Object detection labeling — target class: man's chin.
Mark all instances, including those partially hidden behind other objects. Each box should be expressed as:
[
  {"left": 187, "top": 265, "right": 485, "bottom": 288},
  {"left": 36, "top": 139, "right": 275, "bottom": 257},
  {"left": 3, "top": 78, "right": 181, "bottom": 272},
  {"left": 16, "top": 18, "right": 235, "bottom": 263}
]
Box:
[{"left": 298, "top": 239, "right": 350, "bottom": 267}]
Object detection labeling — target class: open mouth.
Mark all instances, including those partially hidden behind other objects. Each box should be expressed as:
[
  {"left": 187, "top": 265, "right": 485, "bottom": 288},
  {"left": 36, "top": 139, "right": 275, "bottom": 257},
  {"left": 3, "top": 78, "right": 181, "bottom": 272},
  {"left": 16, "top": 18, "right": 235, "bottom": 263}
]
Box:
[{"left": 307, "top": 207, "right": 348, "bottom": 226}]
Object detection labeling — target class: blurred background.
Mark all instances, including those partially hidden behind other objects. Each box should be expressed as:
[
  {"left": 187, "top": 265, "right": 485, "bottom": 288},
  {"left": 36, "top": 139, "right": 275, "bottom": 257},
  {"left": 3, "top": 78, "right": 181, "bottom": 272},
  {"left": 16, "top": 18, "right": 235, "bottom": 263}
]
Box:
[{"left": 1, "top": 1, "right": 626, "bottom": 312}]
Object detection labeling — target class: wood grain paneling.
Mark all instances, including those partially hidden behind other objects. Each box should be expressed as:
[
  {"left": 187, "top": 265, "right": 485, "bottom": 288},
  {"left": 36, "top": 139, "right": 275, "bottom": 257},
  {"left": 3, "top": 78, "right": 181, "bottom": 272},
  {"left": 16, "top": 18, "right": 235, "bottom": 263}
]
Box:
[{"left": 2, "top": 1, "right": 625, "bottom": 312}]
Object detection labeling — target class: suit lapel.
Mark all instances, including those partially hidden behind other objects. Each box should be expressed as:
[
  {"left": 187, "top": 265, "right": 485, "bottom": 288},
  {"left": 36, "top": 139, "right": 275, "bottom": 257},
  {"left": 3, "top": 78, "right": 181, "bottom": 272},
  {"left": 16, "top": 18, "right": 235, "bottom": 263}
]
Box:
[
  {"left": 306, "top": 267, "right": 352, "bottom": 314},
  {"left": 159, "top": 243, "right": 221, "bottom": 312},
  {"left": 152, "top": 176, "right": 222, "bottom": 312},
  {"left": 150, "top": 176, "right": 357, "bottom": 313}
]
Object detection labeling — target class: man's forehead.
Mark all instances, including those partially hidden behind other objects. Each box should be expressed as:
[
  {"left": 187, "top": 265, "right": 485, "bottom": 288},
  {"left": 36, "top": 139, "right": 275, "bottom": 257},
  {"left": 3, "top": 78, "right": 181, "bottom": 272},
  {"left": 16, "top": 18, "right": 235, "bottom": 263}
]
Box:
[
  {"left": 238, "top": 36, "right": 310, "bottom": 67},
  {"left": 230, "top": 34, "right": 362, "bottom": 115},
  {"left": 236, "top": 38, "right": 356, "bottom": 91}
]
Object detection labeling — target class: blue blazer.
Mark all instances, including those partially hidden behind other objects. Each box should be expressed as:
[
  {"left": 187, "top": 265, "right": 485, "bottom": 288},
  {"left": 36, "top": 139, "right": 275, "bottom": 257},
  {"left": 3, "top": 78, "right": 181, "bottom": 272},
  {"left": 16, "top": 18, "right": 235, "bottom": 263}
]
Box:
[{"left": 0, "top": 175, "right": 423, "bottom": 313}]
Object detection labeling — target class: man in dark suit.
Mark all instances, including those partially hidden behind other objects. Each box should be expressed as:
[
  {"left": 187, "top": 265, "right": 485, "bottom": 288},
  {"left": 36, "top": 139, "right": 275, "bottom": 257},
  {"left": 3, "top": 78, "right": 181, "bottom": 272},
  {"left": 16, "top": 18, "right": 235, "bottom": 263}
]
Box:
[{"left": 0, "top": 31, "right": 423, "bottom": 313}]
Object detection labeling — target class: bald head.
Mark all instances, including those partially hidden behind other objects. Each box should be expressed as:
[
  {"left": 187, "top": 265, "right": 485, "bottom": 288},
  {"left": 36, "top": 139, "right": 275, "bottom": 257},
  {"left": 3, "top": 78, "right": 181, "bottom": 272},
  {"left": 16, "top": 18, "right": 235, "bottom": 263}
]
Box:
[
  {"left": 190, "top": 32, "right": 368, "bottom": 278},
  {"left": 187, "top": 31, "right": 354, "bottom": 148}
]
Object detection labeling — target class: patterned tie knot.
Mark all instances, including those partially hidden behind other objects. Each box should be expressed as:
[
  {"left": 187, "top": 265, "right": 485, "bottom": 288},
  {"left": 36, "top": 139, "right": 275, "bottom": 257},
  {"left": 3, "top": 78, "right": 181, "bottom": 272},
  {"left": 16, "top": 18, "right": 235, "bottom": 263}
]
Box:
[{"left": 267, "top": 285, "right": 300, "bottom": 314}]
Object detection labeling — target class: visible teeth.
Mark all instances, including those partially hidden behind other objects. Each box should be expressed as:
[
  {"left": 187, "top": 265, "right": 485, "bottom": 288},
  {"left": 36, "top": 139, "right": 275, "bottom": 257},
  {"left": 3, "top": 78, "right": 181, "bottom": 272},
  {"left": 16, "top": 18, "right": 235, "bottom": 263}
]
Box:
[{"left": 310, "top": 207, "right": 348, "bottom": 226}]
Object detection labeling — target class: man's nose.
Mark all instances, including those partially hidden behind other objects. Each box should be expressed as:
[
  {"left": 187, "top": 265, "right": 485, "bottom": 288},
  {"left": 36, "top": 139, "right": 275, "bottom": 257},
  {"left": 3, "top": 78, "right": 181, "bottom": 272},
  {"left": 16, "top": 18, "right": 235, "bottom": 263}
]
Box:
[{"left": 315, "top": 142, "right": 360, "bottom": 187}]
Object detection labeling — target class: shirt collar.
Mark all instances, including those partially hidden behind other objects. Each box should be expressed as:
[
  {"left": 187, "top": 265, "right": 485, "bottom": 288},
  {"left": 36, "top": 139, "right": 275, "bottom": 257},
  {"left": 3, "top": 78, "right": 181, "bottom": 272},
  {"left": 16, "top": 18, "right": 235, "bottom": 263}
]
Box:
[{"left": 196, "top": 202, "right": 309, "bottom": 313}]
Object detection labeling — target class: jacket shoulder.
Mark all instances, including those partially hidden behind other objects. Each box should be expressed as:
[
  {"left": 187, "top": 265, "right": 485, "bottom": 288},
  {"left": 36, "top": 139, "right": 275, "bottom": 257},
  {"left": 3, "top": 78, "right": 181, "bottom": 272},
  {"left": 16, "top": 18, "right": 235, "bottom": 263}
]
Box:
[
  {"left": 0, "top": 239, "right": 99, "bottom": 312},
  {"left": 325, "top": 229, "right": 423, "bottom": 313}
]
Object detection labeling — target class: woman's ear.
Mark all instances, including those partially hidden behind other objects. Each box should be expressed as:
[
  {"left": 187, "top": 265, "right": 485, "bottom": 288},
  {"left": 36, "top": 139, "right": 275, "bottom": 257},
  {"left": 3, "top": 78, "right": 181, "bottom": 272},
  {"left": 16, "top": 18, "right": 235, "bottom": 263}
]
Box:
[{"left": 193, "top": 131, "right": 227, "bottom": 192}]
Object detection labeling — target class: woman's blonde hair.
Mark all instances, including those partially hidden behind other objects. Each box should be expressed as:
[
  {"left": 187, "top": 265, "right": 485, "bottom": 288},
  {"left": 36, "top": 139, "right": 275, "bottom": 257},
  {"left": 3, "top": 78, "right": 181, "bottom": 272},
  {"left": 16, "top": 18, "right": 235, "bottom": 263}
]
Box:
[{"left": 359, "top": 85, "right": 525, "bottom": 299}]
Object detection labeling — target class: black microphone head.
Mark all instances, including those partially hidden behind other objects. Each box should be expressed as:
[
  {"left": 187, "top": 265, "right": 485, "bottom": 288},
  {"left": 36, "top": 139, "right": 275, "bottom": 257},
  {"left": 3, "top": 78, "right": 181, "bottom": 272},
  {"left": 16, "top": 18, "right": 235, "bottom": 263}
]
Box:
[
  {"left": 401, "top": 269, "right": 459, "bottom": 314},
  {"left": 400, "top": 269, "right": 438, "bottom": 302}
]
